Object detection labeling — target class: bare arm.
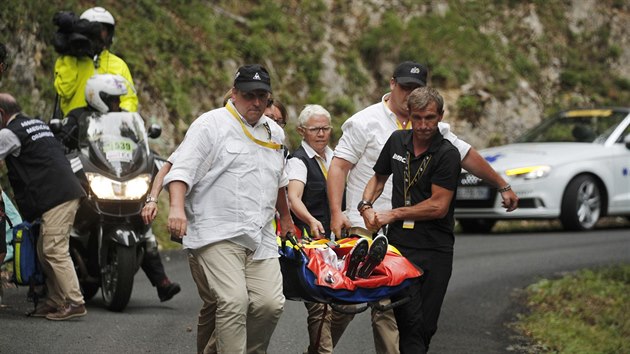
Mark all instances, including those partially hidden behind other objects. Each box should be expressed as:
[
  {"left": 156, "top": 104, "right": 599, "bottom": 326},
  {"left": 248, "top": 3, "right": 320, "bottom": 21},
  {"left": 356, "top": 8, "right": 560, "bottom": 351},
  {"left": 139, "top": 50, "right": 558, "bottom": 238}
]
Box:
[
  {"left": 287, "top": 180, "right": 325, "bottom": 238},
  {"left": 326, "top": 157, "right": 353, "bottom": 236},
  {"left": 276, "top": 187, "right": 295, "bottom": 240},
  {"left": 461, "top": 148, "right": 518, "bottom": 212},
  {"left": 374, "top": 184, "right": 454, "bottom": 227},
  {"left": 360, "top": 173, "right": 388, "bottom": 231},
  {"left": 167, "top": 181, "right": 188, "bottom": 239},
  {"left": 142, "top": 162, "right": 172, "bottom": 225}
]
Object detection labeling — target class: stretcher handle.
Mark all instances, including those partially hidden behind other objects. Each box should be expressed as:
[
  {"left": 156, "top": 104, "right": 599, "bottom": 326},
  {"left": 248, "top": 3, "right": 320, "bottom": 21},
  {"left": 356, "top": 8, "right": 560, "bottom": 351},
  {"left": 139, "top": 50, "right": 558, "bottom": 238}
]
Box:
[
  {"left": 369, "top": 296, "right": 412, "bottom": 312},
  {"left": 329, "top": 303, "right": 370, "bottom": 314},
  {"left": 285, "top": 232, "right": 309, "bottom": 260}
]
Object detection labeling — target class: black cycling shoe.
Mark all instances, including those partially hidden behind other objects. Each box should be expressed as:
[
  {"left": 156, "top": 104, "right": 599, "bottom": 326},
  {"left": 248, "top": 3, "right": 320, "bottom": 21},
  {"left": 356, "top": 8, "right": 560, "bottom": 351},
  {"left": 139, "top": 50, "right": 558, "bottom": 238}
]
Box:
[
  {"left": 345, "top": 238, "right": 369, "bottom": 280},
  {"left": 157, "top": 280, "right": 181, "bottom": 302},
  {"left": 357, "top": 234, "right": 388, "bottom": 278}
]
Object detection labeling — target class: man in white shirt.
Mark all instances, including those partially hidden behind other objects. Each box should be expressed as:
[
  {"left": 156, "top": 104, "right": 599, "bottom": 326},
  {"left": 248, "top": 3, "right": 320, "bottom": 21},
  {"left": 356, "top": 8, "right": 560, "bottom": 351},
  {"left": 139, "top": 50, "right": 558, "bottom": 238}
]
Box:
[
  {"left": 327, "top": 61, "right": 519, "bottom": 353},
  {"left": 165, "top": 64, "right": 294, "bottom": 354}
]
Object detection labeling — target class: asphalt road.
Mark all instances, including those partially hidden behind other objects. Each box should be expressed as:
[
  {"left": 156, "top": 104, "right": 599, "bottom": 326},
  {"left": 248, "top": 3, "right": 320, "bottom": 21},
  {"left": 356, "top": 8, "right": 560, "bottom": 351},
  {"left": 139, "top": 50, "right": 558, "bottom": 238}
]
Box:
[{"left": 1, "top": 227, "right": 628, "bottom": 354}]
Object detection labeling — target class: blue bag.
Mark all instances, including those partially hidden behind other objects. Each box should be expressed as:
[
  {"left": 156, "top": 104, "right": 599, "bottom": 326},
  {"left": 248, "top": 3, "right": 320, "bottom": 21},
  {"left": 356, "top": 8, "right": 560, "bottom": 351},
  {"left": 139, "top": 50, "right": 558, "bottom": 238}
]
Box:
[{"left": 11, "top": 220, "right": 45, "bottom": 286}]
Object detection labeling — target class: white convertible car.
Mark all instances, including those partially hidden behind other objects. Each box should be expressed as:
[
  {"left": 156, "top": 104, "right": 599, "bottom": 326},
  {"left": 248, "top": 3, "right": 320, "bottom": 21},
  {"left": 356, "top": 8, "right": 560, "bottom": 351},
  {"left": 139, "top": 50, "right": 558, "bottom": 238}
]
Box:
[{"left": 455, "top": 108, "right": 630, "bottom": 233}]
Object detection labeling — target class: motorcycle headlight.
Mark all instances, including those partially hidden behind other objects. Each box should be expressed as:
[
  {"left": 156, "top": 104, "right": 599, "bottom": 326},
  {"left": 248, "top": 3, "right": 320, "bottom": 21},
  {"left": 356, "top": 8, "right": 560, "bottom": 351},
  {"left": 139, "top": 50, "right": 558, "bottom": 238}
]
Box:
[
  {"left": 86, "top": 173, "right": 151, "bottom": 200},
  {"left": 505, "top": 165, "right": 551, "bottom": 180}
]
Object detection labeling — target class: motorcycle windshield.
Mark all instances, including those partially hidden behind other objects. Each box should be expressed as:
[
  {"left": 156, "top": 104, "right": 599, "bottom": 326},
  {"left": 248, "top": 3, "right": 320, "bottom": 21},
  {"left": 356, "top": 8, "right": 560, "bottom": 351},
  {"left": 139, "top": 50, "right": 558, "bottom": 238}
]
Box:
[{"left": 80, "top": 112, "right": 150, "bottom": 178}]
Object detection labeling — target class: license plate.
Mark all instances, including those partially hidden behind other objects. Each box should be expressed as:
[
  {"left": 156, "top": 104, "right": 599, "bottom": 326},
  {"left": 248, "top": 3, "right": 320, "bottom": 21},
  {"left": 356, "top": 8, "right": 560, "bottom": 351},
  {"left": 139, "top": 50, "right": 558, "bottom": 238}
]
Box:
[{"left": 457, "top": 186, "right": 491, "bottom": 200}]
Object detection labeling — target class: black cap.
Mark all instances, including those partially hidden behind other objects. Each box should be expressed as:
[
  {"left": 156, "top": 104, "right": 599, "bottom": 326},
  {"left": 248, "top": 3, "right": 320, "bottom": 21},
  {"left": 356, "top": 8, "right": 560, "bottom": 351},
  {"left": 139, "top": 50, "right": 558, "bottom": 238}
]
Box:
[
  {"left": 233, "top": 64, "right": 272, "bottom": 92},
  {"left": 393, "top": 61, "right": 428, "bottom": 86}
]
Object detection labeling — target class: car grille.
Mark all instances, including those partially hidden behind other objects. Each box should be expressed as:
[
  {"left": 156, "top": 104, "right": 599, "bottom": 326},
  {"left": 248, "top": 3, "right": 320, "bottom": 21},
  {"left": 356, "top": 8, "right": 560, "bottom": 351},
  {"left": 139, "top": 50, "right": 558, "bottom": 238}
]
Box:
[{"left": 456, "top": 172, "right": 497, "bottom": 208}]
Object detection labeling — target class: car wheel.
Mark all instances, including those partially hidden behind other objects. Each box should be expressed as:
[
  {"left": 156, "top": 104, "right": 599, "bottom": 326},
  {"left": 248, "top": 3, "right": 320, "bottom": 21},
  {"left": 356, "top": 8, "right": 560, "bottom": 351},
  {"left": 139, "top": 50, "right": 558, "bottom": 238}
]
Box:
[
  {"left": 560, "top": 175, "right": 601, "bottom": 231},
  {"left": 458, "top": 219, "right": 496, "bottom": 234}
]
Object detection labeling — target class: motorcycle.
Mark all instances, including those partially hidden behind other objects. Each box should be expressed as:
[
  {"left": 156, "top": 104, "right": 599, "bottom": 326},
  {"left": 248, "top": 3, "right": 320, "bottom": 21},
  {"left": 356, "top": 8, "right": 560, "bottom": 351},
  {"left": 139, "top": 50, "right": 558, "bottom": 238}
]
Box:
[{"left": 56, "top": 111, "right": 162, "bottom": 311}]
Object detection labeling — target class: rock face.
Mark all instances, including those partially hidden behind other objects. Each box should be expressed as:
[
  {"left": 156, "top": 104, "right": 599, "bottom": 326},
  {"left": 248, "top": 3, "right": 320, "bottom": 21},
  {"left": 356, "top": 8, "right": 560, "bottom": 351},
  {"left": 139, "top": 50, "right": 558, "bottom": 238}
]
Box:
[{"left": 1, "top": 1, "right": 628, "bottom": 152}]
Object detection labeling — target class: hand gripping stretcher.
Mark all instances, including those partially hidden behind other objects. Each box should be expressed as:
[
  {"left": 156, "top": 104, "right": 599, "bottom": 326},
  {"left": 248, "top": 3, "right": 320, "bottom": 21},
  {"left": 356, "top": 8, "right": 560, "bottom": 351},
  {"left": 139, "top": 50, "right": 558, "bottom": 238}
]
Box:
[{"left": 278, "top": 227, "right": 423, "bottom": 314}]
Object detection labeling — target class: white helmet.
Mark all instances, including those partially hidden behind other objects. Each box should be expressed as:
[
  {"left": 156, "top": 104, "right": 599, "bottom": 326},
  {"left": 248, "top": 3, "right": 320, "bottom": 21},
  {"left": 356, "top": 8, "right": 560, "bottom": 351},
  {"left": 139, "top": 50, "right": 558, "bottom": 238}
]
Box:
[
  {"left": 80, "top": 7, "right": 115, "bottom": 25},
  {"left": 85, "top": 74, "right": 128, "bottom": 113}
]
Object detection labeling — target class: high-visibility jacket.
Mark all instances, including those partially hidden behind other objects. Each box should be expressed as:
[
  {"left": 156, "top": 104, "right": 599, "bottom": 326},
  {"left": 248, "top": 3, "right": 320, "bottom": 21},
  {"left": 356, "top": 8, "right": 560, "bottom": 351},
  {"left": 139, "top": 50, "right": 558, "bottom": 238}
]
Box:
[{"left": 54, "top": 49, "right": 138, "bottom": 115}]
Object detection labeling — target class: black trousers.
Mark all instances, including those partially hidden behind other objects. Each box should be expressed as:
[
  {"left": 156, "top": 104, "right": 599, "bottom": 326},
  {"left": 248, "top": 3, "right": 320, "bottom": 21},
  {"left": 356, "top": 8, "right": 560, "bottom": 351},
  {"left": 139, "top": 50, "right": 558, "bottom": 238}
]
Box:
[
  {"left": 141, "top": 251, "right": 167, "bottom": 287},
  {"left": 392, "top": 247, "right": 453, "bottom": 354}
]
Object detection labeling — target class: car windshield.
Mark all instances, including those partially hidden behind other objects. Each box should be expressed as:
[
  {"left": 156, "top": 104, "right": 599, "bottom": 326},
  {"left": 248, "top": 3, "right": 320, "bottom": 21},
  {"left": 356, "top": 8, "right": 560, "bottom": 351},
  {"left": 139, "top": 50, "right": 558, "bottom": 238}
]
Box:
[{"left": 517, "top": 109, "right": 627, "bottom": 143}]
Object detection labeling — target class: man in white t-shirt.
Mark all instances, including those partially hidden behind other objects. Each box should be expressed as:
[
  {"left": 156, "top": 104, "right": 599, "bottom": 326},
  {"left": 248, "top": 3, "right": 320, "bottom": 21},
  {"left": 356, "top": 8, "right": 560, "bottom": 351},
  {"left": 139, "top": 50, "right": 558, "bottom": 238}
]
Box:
[{"left": 327, "top": 61, "right": 518, "bottom": 353}]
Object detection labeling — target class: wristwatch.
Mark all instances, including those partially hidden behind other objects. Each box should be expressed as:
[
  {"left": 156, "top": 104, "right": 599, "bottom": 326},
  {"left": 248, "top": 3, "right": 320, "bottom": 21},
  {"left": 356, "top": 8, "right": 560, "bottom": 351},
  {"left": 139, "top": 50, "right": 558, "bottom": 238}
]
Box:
[
  {"left": 145, "top": 196, "right": 158, "bottom": 204},
  {"left": 357, "top": 200, "right": 372, "bottom": 212}
]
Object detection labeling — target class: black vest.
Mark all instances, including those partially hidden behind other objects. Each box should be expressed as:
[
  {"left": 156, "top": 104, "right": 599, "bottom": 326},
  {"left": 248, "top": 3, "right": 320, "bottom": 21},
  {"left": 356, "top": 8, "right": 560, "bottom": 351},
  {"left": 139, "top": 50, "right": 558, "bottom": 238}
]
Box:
[
  {"left": 5, "top": 114, "right": 85, "bottom": 221},
  {"left": 290, "top": 146, "right": 331, "bottom": 238}
]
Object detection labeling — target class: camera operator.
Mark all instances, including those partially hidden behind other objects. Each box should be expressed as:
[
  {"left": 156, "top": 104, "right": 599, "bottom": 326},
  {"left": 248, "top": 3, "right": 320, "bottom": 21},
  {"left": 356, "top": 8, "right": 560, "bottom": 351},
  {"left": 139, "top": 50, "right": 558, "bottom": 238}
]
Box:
[{"left": 53, "top": 6, "right": 138, "bottom": 117}]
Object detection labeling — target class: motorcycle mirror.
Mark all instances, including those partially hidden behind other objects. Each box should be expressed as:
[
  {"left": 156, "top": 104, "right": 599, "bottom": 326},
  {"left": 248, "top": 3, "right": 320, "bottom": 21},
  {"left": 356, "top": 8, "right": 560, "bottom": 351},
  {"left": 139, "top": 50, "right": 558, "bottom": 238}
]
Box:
[
  {"left": 147, "top": 124, "right": 162, "bottom": 139},
  {"left": 49, "top": 118, "right": 62, "bottom": 134}
]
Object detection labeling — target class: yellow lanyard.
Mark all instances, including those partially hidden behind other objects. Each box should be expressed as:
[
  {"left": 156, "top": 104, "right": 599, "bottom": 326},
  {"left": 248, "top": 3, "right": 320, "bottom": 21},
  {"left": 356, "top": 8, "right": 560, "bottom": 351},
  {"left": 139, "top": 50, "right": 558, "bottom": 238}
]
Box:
[
  {"left": 315, "top": 156, "right": 328, "bottom": 180},
  {"left": 404, "top": 153, "right": 432, "bottom": 206},
  {"left": 225, "top": 103, "right": 284, "bottom": 150},
  {"left": 396, "top": 118, "right": 410, "bottom": 130}
]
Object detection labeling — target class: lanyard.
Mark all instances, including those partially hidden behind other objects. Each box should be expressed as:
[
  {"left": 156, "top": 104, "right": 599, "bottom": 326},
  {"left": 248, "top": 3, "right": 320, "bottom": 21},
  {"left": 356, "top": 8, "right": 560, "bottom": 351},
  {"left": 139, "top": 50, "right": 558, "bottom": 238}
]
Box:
[
  {"left": 403, "top": 152, "right": 431, "bottom": 206},
  {"left": 315, "top": 156, "right": 328, "bottom": 179},
  {"left": 396, "top": 119, "right": 410, "bottom": 130},
  {"left": 225, "top": 103, "right": 284, "bottom": 150}
]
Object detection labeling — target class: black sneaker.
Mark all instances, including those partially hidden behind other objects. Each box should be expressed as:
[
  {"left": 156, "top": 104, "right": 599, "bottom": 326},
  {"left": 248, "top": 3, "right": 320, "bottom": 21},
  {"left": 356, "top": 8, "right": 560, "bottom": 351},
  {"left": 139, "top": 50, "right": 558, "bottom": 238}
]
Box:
[
  {"left": 357, "top": 234, "right": 388, "bottom": 278},
  {"left": 345, "top": 238, "right": 369, "bottom": 280},
  {"left": 157, "top": 281, "right": 181, "bottom": 302}
]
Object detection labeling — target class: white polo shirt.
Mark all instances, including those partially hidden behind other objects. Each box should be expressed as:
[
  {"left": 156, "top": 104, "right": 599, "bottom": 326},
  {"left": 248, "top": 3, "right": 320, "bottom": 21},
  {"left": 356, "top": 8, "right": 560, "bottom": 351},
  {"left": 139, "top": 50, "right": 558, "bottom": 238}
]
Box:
[
  {"left": 164, "top": 101, "right": 287, "bottom": 259},
  {"left": 333, "top": 93, "right": 471, "bottom": 227}
]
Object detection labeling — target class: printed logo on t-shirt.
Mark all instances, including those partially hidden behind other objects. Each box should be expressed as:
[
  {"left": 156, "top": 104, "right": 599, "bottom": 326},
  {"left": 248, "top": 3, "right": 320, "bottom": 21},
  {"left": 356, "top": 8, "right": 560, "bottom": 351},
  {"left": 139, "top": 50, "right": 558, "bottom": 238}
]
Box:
[{"left": 392, "top": 153, "right": 407, "bottom": 164}]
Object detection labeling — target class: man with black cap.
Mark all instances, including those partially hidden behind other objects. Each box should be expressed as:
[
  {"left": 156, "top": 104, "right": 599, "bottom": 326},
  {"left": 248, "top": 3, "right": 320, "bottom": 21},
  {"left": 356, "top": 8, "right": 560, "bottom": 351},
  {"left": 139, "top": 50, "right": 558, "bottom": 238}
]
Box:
[
  {"left": 327, "top": 61, "right": 518, "bottom": 353},
  {"left": 164, "top": 64, "right": 294, "bottom": 353}
]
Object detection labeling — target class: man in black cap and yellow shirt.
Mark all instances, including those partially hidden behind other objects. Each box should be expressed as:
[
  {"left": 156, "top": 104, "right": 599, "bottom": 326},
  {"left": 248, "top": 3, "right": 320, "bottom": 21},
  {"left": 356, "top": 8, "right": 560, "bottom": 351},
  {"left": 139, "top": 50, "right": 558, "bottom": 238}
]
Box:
[{"left": 165, "top": 64, "right": 295, "bottom": 353}]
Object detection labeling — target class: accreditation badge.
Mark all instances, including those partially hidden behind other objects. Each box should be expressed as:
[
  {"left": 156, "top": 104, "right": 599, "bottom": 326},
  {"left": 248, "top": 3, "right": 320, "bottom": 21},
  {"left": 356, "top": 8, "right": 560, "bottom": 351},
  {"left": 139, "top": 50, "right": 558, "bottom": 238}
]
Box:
[{"left": 403, "top": 220, "right": 415, "bottom": 229}]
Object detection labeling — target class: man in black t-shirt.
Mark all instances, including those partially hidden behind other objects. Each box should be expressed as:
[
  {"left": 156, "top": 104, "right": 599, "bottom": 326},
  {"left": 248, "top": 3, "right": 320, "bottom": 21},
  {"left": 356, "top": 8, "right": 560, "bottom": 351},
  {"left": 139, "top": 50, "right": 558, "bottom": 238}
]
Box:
[{"left": 360, "top": 87, "right": 460, "bottom": 354}]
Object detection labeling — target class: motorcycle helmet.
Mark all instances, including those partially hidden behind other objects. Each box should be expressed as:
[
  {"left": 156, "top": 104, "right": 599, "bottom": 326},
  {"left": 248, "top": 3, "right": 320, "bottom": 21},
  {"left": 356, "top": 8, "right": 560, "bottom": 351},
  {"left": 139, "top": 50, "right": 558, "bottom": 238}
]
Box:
[
  {"left": 85, "top": 74, "right": 128, "bottom": 113},
  {"left": 80, "top": 7, "right": 115, "bottom": 46},
  {"left": 80, "top": 7, "right": 115, "bottom": 25}
]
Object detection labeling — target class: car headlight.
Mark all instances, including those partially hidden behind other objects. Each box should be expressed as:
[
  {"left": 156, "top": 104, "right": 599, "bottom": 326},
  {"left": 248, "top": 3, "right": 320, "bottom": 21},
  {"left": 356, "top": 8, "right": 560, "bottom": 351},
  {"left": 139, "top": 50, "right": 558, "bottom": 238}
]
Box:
[
  {"left": 86, "top": 173, "right": 151, "bottom": 200},
  {"left": 505, "top": 165, "right": 551, "bottom": 180}
]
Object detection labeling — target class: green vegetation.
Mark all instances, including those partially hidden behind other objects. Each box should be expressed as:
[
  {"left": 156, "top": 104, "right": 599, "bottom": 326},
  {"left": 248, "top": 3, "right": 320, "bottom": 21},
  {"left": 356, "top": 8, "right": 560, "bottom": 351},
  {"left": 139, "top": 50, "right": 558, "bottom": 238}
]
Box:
[
  {"left": 516, "top": 265, "right": 630, "bottom": 354},
  {"left": 455, "top": 94, "right": 484, "bottom": 125},
  {"left": 1, "top": 1, "right": 629, "bottom": 242},
  {"left": 1, "top": 0, "right": 628, "bottom": 145}
]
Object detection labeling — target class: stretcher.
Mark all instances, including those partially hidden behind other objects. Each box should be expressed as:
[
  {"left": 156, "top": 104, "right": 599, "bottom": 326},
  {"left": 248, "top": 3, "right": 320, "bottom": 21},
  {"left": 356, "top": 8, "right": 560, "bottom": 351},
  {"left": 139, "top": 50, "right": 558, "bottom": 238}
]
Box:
[{"left": 278, "top": 227, "right": 422, "bottom": 314}]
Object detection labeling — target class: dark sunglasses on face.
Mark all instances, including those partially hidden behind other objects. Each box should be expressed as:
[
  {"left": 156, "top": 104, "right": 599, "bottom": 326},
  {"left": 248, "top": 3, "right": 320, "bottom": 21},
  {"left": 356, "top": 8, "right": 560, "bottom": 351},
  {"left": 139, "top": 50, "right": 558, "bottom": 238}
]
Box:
[{"left": 241, "top": 91, "right": 270, "bottom": 102}]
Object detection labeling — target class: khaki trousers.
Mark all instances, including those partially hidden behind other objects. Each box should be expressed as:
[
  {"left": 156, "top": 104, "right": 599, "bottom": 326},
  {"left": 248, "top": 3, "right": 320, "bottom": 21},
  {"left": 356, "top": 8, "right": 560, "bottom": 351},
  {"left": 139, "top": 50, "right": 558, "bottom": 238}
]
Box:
[
  {"left": 371, "top": 302, "right": 399, "bottom": 354},
  {"left": 305, "top": 302, "right": 354, "bottom": 354},
  {"left": 192, "top": 240, "right": 284, "bottom": 354},
  {"left": 188, "top": 251, "right": 217, "bottom": 354},
  {"left": 329, "top": 299, "right": 399, "bottom": 354},
  {"left": 37, "top": 199, "right": 83, "bottom": 307}
]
